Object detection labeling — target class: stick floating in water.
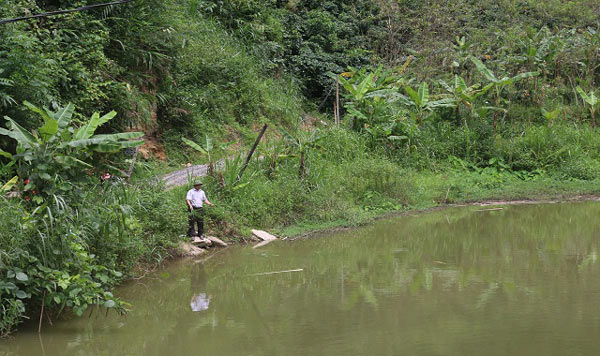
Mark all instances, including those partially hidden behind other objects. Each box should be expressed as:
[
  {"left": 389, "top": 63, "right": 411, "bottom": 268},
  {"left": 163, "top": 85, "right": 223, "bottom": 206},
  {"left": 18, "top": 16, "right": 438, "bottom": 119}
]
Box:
[{"left": 250, "top": 269, "right": 304, "bottom": 276}]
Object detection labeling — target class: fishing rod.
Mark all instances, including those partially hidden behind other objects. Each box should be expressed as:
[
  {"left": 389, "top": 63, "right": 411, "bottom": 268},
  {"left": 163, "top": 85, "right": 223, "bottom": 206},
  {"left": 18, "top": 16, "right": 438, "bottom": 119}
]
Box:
[{"left": 0, "top": 0, "right": 135, "bottom": 25}]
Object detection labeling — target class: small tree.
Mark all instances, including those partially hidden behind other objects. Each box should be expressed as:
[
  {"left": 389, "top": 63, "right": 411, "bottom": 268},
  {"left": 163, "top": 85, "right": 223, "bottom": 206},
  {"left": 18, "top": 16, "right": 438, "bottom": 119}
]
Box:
[
  {"left": 279, "top": 127, "right": 325, "bottom": 179},
  {"left": 0, "top": 101, "right": 143, "bottom": 200},
  {"left": 470, "top": 56, "right": 539, "bottom": 134},
  {"left": 576, "top": 86, "right": 598, "bottom": 128},
  {"left": 400, "top": 82, "right": 456, "bottom": 126}
]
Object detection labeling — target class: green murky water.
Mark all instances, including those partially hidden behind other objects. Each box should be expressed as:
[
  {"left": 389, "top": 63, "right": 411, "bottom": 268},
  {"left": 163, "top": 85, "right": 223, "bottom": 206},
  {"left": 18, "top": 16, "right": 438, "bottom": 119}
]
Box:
[{"left": 2, "top": 202, "right": 600, "bottom": 356}]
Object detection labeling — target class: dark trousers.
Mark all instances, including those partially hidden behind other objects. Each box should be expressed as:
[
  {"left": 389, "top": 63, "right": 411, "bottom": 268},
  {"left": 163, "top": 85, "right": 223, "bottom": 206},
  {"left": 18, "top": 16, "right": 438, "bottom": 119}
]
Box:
[{"left": 188, "top": 208, "right": 204, "bottom": 237}]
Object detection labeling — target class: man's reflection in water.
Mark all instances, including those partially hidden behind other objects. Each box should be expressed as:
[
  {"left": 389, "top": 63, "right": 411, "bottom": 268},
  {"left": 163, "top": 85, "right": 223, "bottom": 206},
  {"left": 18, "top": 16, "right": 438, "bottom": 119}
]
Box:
[{"left": 190, "top": 262, "right": 211, "bottom": 312}]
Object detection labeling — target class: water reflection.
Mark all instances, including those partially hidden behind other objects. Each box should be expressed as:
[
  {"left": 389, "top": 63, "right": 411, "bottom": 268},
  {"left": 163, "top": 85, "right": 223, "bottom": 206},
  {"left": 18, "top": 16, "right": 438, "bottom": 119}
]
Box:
[{"left": 190, "top": 262, "right": 211, "bottom": 312}]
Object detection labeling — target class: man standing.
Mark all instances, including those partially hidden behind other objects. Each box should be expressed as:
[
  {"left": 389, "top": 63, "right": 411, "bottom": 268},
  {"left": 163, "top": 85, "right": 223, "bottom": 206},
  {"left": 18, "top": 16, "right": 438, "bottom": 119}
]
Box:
[{"left": 186, "top": 181, "right": 214, "bottom": 239}]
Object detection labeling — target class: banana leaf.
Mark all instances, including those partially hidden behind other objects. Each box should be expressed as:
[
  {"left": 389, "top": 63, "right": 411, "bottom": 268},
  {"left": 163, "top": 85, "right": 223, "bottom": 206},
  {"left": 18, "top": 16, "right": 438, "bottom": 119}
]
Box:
[
  {"left": 0, "top": 148, "right": 13, "bottom": 159},
  {"left": 470, "top": 57, "right": 498, "bottom": 82},
  {"left": 73, "top": 111, "right": 117, "bottom": 140},
  {"left": 0, "top": 176, "right": 17, "bottom": 193},
  {"left": 182, "top": 137, "right": 208, "bottom": 154},
  {"left": 54, "top": 103, "right": 75, "bottom": 129},
  {"left": 55, "top": 155, "right": 92, "bottom": 168},
  {"left": 0, "top": 117, "right": 38, "bottom": 148}
]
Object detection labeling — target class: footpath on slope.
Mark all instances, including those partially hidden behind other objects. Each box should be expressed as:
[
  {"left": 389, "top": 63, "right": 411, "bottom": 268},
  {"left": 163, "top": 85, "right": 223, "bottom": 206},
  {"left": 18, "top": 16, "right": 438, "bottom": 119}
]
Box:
[{"left": 161, "top": 161, "right": 224, "bottom": 188}]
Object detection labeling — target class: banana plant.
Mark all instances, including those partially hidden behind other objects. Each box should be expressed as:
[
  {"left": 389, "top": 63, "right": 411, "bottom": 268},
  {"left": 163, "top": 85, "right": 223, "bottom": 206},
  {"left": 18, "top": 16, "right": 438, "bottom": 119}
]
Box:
[
  {"left": 258, "top": 138, "right": 288, "bottom": 179},
  {"left": 279, "top": 127, "right": 325, "bottom": 178},
  {"left": 337, "top": 66, "right": 399, "bottom": 131},
  {"left": 439, "top": 75, "right": 494, "bottom": 124},
  {"left": 451, "top": 36, "right": 472, "bottom": 73},
  {"left": 398, "top": 82, "right": 456, "bottom": 126},
  {"left": 576, "top": 86, "right": 598, "bottom": 128},
  {"left": 470, "top": 56, "right": 539, "bottom": 133},
  {"left": 541, "top": 107, "right": 562, "bottom": 127},
  {"left": 0, "top": 101, "right": 143, "bottom": 199}
]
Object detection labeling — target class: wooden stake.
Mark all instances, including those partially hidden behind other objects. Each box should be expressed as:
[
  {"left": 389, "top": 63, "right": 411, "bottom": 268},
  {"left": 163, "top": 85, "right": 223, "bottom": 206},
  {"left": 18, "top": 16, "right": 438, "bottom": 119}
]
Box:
[
  {"left": 236, "top": 124, "right": 267, "bottom": 184},
  {"left": 126, "top": 147, "right": 139, "bottom": 181},
  {"left": 335, "top": 77, "right": 341, "bottom": 126}
]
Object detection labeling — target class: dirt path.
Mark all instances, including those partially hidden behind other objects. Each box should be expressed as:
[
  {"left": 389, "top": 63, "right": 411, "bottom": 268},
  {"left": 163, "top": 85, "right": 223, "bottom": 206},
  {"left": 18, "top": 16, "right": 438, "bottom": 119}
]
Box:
[
  {"left": 161, "top": 160, "right": 228, "bottom": 188},
  {"left": 161, "top": 164, "right": 209, "bottom": 188}
]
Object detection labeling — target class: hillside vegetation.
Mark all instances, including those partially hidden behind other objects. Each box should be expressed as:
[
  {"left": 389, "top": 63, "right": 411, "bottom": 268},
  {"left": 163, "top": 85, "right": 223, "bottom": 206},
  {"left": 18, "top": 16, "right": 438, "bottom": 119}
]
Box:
[{"left": 1, "top": 0, "right": 599, "bottom": 335}]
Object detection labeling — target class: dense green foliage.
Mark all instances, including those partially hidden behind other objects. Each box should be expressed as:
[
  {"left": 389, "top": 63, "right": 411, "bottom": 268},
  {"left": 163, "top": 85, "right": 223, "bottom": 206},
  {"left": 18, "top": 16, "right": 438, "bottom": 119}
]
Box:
[{"left": 1, "top": 0, "right": 600, "bottom": 336}]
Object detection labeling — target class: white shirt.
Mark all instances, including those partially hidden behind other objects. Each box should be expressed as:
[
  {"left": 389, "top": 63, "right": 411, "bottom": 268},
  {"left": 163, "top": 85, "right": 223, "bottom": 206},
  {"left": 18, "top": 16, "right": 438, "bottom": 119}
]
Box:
[
  {"left": 190, "top": 293, "right": 210, "bottom": 312},
  {"left": 186, "top": 188, "right": 207, "bottom": 208}
]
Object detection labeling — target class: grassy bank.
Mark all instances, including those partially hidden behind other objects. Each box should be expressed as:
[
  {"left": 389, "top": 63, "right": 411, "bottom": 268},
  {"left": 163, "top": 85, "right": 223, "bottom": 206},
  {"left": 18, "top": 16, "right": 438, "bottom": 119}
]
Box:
[{"left": 146, "top": 126, "right": 600, "bottom": 240}]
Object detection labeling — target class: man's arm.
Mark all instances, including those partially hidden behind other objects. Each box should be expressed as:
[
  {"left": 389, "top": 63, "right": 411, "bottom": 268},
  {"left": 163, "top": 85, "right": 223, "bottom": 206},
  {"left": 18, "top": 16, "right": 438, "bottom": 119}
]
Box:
[
  {"left": 185, "top": 190, "right": 194, "bottom": 210},
  {"left": 203, "top": 192, "right": 214, "bottom": 207}
]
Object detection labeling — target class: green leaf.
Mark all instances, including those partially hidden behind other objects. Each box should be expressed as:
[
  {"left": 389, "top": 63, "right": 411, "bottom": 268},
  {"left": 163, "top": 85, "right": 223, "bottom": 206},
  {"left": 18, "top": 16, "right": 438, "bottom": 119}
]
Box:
[
  {"left": 182, "top": 137, "right": 208, "bottom": 154},
  {"left": 204, "top": 135, "right": 213, "bottom": 152},
  {"left": 23, "top": 101, "right": 52, "bottom": 122},
  {"left": 577, "top": 87, "right": 597, "bottom": 106},
  {"left": 1, "top": 117, "right": 38, "bottom": 148},
  {"left": 15, "top": 290, "right": 27, "bottom": 299},
  {"left": 428, "top": 98, "right": 457, "bottom": 108},
  {"left": 15, "top": 272, "right": 28, "bottom": 281},
  {"left": 39, "top": 117, "right": 59, "bottom": 142},
  {"left": 576, "top": 86, "right": 590, "bottom": 102},
  {"left": 439, "top": 79, "right": 451, "bottom": 92},
  {"left": 54, "top": 103, "right": 75, "bottom": 129},
  {"left": 93, "top": 132, "right": 144, "bottom": 141},
  {"left": 470, "top": 56, "right": 498, "bottom": 82},
  {"left": 0, "top": 148, "right": 13, "bottom": 159},
  {"left": 104, "top": 300, "right": 116, "bottom": 308},
  {"left": 512, "top": 71, "right": 540, "bottom": 82},
  {"left": 114, "top": 140, "right": 144, "bottom": 150},
  {"left": 1, "top": 176, "right": 17, "bottom": 193},
  {"left": 418, "top": 82, "right": 429, "bottom": 107},
  {"left": 405, "top": 85, "right": 420, "bottom": 106},
  {"left": 55, "top": 155, "right": 92, "bottom": 169},
  {"left": 74, "top": 111, "right": 117, "bottom": 140},
  {"left": 66, "top": 132, "right": 143, "bottom": 150},
  {"left": 89, "top": 142, "right": 122, "bottom": 153}
]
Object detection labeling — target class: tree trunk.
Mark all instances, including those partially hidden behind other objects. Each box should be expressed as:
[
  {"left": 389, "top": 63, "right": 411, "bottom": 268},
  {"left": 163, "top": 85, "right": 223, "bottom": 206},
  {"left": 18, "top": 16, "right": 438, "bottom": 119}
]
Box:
[
  {"left": 493, "top": 111, "right": 498, "bottom": 135},
  {"left": 299, "top": 151, "right": 305, "bottom": 178}
]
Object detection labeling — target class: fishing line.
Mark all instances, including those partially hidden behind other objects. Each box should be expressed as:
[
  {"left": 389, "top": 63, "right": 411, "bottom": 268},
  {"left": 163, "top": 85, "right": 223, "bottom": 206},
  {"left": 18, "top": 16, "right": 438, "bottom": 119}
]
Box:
[{"left": 0, "top": 0, "right": 135, "bottom": 25}]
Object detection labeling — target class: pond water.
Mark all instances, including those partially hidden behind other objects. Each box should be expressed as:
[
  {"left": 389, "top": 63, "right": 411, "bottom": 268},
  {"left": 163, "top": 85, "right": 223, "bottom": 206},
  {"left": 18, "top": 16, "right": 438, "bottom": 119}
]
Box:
[{"left": 2, "top": 202, "right": 600, "bottom": 356}]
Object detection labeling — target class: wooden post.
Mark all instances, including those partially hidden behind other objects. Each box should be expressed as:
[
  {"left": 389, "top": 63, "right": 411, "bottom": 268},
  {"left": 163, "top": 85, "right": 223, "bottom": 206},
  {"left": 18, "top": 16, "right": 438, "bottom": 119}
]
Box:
[
  {"left": 236, "top": 124, "right": 267, "bottom": 184},
  {"left": 126, "top": 147, "right": 139, "bottom": 181},
  {"left": 333, "top": 95, "right": 338, "bottom": 126},
  {"left": 335, "top": 77, "right": 340, "bottom": 126}
]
